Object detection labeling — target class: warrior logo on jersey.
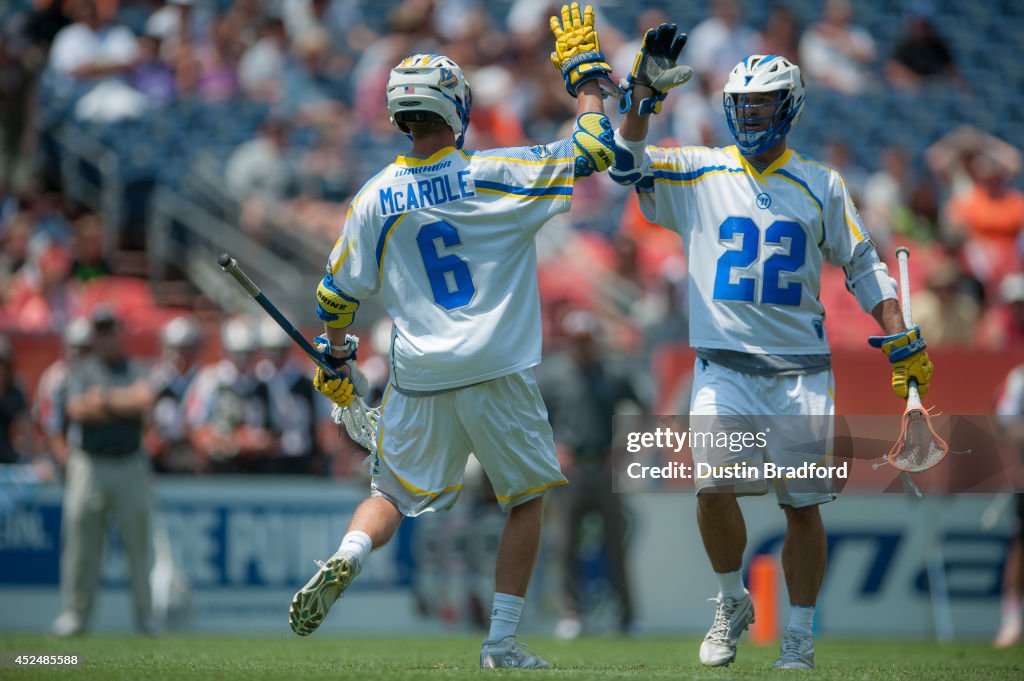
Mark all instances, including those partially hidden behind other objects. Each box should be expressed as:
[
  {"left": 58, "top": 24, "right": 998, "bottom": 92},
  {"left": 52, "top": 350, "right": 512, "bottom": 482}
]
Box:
[
  {"left": 529, "top": 144, "right": 552, "bottom": 159},
  {"left": 756, "top": 192, "right": 772, "bottom": 209},
  {"left": 812, "top": 317, "right": 824, "bottom": 340}
]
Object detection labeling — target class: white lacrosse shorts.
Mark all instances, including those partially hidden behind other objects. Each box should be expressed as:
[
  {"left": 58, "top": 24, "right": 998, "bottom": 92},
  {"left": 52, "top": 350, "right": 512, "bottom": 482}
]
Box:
[
  {"left": 689, "top": 358, "right": 837, "bottom": 508},
  {"left": 369, "top": 369, "right": 567, "bottom": 516}
]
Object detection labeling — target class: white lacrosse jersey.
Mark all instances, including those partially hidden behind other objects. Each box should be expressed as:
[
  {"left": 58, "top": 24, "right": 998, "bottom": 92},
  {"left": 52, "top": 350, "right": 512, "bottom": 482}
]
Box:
[
  {"left": 327, "top": 140, "right": 575, "bottom": 392},
  {"left": 636, "top": 145, "right": 869, "bottom": 354}
]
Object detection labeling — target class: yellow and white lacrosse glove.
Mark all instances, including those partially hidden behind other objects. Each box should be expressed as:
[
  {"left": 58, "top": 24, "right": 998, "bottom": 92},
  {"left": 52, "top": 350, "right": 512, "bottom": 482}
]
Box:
[
  {"left": 868, "top": 325, "right": 934, "bottom": 399},
  {"left": 549, "top": 2, "right": 619, "bottom": 98},
  {"left": 312, "top": 333, "right": 369, "bottom": 409},
  {"left": 618, "top": 23, "right": 693, "bottom": 115}
]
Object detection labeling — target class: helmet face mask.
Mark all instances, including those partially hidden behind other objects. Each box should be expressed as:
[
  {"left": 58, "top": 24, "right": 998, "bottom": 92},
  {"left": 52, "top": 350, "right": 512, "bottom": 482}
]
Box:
[
  {"left": 723, "top": 55, "right": 804, "bottom": 156},
  {"left": 387, "top": 54, "right": 473, "bottom": 148}
]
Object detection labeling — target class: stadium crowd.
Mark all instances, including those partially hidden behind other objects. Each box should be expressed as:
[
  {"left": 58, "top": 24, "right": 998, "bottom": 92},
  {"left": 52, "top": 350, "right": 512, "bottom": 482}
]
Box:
[{"left": 0, "top": 0, "right": 1022, "bottom": 473}]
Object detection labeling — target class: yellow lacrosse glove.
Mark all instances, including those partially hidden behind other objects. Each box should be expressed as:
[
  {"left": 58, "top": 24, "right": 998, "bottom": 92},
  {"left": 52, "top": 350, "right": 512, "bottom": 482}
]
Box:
[
  {"left": 868, "top": 326, "right": 934, "bottom": 399},
  {"left": 314, "top": 364, "right": 355, "bottom": 408},
  {"left": 549, "top": 2, "right": 617, "bottom": 97}
]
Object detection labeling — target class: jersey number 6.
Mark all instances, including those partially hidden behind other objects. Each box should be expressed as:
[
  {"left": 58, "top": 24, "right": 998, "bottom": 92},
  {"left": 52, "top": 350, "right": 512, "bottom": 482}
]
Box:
[
  {"left": 712, "top": 216, "right": 806, "bottom": 306},
  {"left": 417, "top": 220, "right": 476, "bottom": 310}
]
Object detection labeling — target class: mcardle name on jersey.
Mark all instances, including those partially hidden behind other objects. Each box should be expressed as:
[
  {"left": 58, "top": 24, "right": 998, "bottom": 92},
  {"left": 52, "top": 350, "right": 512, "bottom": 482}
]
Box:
[{"left": 378, "top": 170, "right": 475, "bottom": 217}]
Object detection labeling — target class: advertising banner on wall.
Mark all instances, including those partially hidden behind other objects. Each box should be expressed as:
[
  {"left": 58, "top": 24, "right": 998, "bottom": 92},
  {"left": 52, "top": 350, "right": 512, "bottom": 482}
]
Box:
[{"left": 0, "top": 474, "right": 1012, "bottom": 639}]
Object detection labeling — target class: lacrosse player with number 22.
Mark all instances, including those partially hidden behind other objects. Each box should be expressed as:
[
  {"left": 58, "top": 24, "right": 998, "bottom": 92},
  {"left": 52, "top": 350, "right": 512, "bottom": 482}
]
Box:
[
  {"left": 609, "top": 26, "right": 935, "bottom": 669},
  {"left": 290, "top": 3, "right": 621, "bottom": 669}
]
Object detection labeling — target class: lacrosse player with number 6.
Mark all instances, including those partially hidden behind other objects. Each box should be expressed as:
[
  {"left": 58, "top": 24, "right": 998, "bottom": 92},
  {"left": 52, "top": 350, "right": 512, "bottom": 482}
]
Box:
[
  {"left": 290, "top": 3, "right": 622, "bottom": 669},
  {"left": 609, "top": 27, "right": 935, "bottom": 669}
]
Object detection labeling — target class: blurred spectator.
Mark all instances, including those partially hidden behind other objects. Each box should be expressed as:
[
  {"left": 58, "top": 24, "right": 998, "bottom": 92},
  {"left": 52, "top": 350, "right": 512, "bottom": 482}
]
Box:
[
  {"left": 47, "top": 0, "right": 139, "bottom": 93},
  {"left": 927, "top": 126, "right": 1022, "bottom": 199},
  {"left": 177, "top": 13, "right": 239, "bottom": 103},
  {"left": 0, "top": 211, "right": 32, "bottom": 305},
  {"left": 70, "top": 213, "right": 112, "bottom": 283},
  {"left": 539, "top": 310, "right": 643, "bottom": 639},
  {"left": 862, "top": 145, "right": 912, "bottom": 246},
  {"left": 910, "top": 259, "right": 980, "bottom": 346},
  {"left": 186, "top": 317, "right": 276, "bottom": 473},
  {"left": 467, "top": 65, "right": 526, "bottom": 150},
  {"left": 129, "top": 33, "right": 175, "bottom": 106},
  {"left": 684, "top": 0, "right": 757, "bottom": 89},
  {"left": 226, "top": 117, "right": 292, "bottom": 203},
  {"left": 144, "top": 0, "right": 193, "bottom": 61},
  {"left": 34, "top": 317, "right": 93, "bottom": 466},
  {"left": 238, "top": 17, "right": 288, "bottom": 102},
  {"left": 978, "top": 274, "right": 1024, "bottom": 350},
  {"left": 0, "top": 335, "right": 32, "bottom": 464},
  {"left": 756, "top": 4, "right": 801, "bottom": 64},
  {"left": 255, "top": 318, "right": 326, "bottom": 475},
  {"left": 284, "top": 0, "right": 358, "bottom": 41},
  {"left": 641, "top": 256, "right": 689, "bottom": 356},
  {"left": 669, "top": 72, "right": 724, "bottom": 148},
  {"left": 147, "top": 315, "right": 203, "bottom": 474},
  {"left": 822, "top": 139, "right": 867, "bottom": 202},
  {"left": 886, "top": 3, "right": 957, "bottom": 89},
  {"left": 3, "top": 238, "right": 76, "bottom": 332},
  {"left": 799, "top": 0, "right": 875, "bottom": 95},
  {"left": 281, "top": 28, "right": 346, "bottom": 125},
  {"left": 53, "top": 306, "right": 156, "bottom": 637},
  {"left": 946, "top": 155, "right": 1024, "bottom": 285},
  {"left": 947, "top": 155, "right": 1024, "bottom": 248}
]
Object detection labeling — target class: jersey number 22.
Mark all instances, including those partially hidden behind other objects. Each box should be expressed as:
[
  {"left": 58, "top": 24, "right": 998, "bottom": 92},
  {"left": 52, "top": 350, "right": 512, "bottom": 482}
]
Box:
[{"left": 713, "top": 216, "right": 806, "bottom": 306}]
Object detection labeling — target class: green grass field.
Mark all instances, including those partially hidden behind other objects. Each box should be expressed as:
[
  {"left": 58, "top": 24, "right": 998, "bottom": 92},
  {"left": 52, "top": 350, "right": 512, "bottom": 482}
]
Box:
[{"left": 0, "top": 635, "right": 1022, "bottom": 680}]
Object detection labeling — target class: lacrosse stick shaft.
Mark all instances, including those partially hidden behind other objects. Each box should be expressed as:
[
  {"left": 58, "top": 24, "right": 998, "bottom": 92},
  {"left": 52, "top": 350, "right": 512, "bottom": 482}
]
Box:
[
  {"left": 218, "top": 253, "right": 340, "bottom": 379},
  {"left": 895, "top": 247, "right": 922, "bottom": 410}
]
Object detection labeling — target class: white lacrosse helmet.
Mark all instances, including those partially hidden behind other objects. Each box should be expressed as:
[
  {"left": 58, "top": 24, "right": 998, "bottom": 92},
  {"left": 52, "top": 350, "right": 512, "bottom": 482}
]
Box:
[
  {"left": 723, "top": 55, "right": 805, "bottom": 156},
  {"left": 386, "top": 53, "right": 472, "bottom": 148},
  {"left": 162, "top": 315, "right": 202, "bottom": 350},
  {"left": 221, "top": 317, "right": 257, "bottom": 355}
]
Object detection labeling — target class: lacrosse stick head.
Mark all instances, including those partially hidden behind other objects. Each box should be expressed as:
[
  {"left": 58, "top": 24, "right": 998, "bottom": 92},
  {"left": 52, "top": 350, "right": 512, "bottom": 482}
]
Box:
[
  {"left": 887, "top": 403, "right": 949, "bottom": 473},
  {"left": 332, "top": 400, "right": 381, "bottom": 454}
]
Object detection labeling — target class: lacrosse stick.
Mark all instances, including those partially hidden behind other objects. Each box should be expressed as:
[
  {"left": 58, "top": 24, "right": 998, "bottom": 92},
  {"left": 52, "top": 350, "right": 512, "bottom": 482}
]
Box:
[
  {"left": 888, "top": 247, "right": 949, "bottom": 475},
  {"left": 218, "top": 254, "right": 380, "bottom": 453}
]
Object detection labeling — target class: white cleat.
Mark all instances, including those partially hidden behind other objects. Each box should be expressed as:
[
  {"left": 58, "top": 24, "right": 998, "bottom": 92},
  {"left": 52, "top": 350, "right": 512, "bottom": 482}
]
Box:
[
  {"left": 289, "top": 554, "right": 359, "bottom": 636},
  {"left": 51, "top": 612, "right": 85, "bottom": 638},
  {"left": 699, "top": 591, "right": 755, "bottom": 667},
  {"left": 993, "top": 618, "right": 1021, "bottom": 649},
  {"left": 772, "top": 627, "right": 815, "bottom": 669},
  {"left": 480, "top": 636, "right": 551, "bottom": 669},
  {"left": 554, "top": 617, "right": 582, "bottom": 640}
]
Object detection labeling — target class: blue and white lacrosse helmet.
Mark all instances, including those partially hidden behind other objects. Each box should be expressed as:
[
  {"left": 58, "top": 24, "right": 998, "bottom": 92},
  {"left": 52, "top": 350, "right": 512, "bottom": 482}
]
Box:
[
  {"left": 386, "top": 53, "right": 473, "bottom": 148},
  {"left": 723, "top": 55, "right": 805, "bottom": 156}
]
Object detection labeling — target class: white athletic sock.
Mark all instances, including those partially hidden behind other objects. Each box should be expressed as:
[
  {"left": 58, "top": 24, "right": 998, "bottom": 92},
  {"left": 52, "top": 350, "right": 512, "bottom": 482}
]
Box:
[
  {"left": 335, "top": 530, "right": 372, "bottom": 569},
  {"left": 716, "top": 569, "right": 746, "bottom": 601},
  {"left": 787, "top": 605, "right": 815, "bottom": 633},
  {"left": 1000, "top": 593, "right": 1023, "bottom": 627},
  {"left": 487, "top": 593, "right": 524, "bottom": 642}
]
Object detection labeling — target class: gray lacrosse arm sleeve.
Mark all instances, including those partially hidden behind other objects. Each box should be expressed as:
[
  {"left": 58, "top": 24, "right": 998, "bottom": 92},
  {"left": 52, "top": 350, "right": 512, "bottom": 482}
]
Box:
[
  {"left": 845, "top": 240, "right": 898, "bottom": 313},
  {"left": 609, "top": 129, "right": 652, "bottom": 186}
]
